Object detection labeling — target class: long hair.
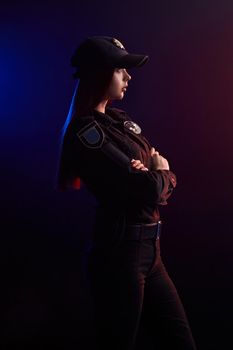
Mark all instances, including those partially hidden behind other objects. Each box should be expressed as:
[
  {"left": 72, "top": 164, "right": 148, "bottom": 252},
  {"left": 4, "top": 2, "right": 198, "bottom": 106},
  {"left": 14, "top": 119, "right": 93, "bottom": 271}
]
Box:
[
  {"left": 74, "top": 68, "right": 115, "bottom": 118},
  {"left": 57, "top": 68, "right": 115, "bottom": 190}
]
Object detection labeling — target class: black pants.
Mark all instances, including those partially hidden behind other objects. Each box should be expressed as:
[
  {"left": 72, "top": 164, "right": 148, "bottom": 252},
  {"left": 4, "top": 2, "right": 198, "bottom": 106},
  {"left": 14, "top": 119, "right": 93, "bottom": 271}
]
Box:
[{"left": 87, "top": 229, "right": 197, "bottom": 350}]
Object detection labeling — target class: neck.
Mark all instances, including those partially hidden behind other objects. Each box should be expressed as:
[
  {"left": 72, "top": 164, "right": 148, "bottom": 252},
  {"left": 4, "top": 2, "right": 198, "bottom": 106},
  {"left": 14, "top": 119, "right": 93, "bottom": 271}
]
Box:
[{"left": 94, "top": 100, "right": 108, "bottom": 114}]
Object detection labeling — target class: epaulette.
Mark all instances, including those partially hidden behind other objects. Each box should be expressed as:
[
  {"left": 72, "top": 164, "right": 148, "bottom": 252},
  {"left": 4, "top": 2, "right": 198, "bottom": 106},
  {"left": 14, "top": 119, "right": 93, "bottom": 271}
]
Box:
[{"left": 107, "top": 107, "right": 132, "bottom": 122}]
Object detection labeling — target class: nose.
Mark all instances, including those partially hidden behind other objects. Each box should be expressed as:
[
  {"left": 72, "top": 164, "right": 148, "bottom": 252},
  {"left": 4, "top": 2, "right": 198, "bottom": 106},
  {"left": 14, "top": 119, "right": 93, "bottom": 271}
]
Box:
[{"left": 124, "top": 69, "right": 131, "bottom": 82}]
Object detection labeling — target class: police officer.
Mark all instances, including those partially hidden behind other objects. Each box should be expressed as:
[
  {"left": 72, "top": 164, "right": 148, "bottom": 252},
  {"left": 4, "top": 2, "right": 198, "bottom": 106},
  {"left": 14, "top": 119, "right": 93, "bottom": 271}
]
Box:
[{"left": 57, "top": 36, "right": 197, "bottom": 350}]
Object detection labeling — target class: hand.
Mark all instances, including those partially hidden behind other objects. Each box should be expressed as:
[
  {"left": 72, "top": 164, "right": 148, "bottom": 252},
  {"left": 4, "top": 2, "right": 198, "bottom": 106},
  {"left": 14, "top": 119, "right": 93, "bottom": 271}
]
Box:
[
  {"left": 130, "top": 159, "right": 148, "bottom": 171},
  {"left": 150, "top": 147, "right": 170, "bottom": 170}
]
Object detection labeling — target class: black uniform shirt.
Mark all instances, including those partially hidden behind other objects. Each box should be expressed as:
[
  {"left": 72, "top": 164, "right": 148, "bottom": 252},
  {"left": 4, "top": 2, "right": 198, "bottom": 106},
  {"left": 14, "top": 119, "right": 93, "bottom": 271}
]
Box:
[{"left": 57, "top": 107, "right": 177, "bottom": 224}]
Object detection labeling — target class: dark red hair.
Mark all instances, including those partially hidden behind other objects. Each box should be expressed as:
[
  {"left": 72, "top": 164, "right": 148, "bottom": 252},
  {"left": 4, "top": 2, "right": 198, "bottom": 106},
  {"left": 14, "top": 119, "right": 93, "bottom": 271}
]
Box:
[
  {"left": 73, "top": 68, "right": 115, "bottom": 118},
  {"left": 56, "top": 67, "right": 115, "bottom": 191}
]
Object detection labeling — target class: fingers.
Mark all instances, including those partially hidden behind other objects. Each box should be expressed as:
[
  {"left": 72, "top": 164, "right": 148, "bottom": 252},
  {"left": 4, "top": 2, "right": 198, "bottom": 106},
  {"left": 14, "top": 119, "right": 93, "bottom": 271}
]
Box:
[
  {"left": 151, "top": 147, "right": 159, "bottom": 156},
  {"left": 131, "top": 159, "right": 148, "bottom": 171}
]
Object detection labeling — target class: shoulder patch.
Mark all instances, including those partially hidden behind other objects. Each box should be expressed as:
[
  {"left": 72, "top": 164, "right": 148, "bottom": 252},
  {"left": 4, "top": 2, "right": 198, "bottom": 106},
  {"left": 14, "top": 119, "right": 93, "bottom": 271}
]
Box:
[{"left": 76, "top": 121, "right": 104, "bottom": 149}]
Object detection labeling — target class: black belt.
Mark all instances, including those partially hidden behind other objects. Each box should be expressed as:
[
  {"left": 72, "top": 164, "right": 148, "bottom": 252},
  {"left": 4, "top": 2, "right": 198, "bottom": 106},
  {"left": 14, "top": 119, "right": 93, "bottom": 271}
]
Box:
[{"left": 124, "top": 221, "right": 162, "bottom": 241}]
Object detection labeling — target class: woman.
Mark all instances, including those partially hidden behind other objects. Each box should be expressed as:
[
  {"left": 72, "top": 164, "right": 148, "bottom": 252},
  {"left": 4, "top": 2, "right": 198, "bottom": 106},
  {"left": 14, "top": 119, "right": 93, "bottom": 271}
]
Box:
[{"left": 57, "top": 36, "right": 197, "bottom": 350}]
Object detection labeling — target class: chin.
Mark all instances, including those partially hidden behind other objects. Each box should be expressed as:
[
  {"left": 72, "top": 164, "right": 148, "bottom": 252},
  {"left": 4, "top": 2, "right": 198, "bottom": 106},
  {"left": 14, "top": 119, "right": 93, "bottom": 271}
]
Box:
[
  {"left": 110, "top": 91, "right": 125, "bottom": 100},
  {"left": 117, "top": 92, "right": 124, "bottom": 99}
]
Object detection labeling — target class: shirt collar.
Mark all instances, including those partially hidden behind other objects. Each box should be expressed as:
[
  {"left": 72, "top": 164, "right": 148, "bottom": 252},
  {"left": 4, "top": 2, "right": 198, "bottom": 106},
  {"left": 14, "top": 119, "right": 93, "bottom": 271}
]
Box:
[{"left": 93, "top": 108, "right": 120, "bottom": 126}]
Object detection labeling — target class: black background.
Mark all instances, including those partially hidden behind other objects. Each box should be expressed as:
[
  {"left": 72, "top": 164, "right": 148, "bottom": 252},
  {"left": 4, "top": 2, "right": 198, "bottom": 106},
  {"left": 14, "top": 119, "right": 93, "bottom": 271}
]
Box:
[{"left": 1, "top": 1, "right": 233, "bottom": 349}]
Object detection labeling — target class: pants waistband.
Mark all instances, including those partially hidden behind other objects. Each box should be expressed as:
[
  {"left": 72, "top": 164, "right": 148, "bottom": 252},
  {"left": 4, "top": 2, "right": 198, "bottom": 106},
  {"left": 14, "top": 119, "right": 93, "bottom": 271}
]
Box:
[{"left": 124, "top": 221, "right": 162, "bottom": 241}]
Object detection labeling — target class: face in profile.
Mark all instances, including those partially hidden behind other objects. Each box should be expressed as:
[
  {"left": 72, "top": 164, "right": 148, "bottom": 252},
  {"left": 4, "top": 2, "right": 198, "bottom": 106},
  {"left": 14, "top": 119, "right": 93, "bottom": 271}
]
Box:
[{"left": 105, "top": 68, "right": 131, "bottom": 100}]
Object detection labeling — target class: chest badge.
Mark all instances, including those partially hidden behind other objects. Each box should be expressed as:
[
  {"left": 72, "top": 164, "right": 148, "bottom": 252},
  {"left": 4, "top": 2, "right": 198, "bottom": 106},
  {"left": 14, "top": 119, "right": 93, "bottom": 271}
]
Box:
[{"left": 124, "top": 121, "right": 141, "bottom": 135}]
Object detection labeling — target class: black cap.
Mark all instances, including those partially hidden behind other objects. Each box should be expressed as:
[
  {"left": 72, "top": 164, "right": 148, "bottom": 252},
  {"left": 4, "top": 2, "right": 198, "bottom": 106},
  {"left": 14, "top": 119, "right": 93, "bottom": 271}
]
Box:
[{"left": 71, "top": 36, "right": 149, "bottom": 78}]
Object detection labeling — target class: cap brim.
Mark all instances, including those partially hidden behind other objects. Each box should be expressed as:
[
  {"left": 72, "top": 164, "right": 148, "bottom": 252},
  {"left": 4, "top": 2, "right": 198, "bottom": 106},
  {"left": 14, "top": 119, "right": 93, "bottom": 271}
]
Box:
[{"left": 117, "top": 54, "right": 149, "bottom": 68}]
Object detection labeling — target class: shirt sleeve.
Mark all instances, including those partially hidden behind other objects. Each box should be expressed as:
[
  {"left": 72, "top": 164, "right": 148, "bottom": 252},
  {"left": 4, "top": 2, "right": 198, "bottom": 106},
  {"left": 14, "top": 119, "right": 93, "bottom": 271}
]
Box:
[
  {"left": 154, "top": 169, "right": 177, "bottom": 205},
  {"left": 73, "top": 119, "right": 177, "bottom": 206}
]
